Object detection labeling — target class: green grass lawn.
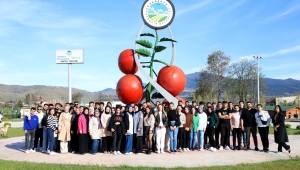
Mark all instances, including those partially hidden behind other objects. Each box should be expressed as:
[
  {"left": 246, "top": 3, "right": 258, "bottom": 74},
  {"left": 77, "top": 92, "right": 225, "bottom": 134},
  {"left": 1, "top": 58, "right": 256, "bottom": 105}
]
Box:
[
  {"left": 0, "top": 127, "right": 23, "bottom": 139},
  {"left": 0, "top": 157, "right": 299, "bottom": 170},
  {"left": 268, "top": 127, "right": 300, "bottom": 135}
]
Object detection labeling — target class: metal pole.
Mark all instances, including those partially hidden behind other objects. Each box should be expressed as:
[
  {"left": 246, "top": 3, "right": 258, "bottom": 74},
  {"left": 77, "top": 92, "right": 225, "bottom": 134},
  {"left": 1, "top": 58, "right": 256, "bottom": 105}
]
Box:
[
  {"left": 253, "top": 56, "right": 262, "bottom": 104},
  {"left": 68, "top": 63, "right": 72, "bottom": 103},
  {"left": 257, "top": 58, "right": 259, "bottom": 104}
]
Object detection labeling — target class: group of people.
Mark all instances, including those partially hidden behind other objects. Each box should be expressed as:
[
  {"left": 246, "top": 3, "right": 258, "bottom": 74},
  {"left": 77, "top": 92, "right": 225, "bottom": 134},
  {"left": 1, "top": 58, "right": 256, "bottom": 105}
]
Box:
[{"left": 23, "top": 100, "right": 291, "bottom": 156}]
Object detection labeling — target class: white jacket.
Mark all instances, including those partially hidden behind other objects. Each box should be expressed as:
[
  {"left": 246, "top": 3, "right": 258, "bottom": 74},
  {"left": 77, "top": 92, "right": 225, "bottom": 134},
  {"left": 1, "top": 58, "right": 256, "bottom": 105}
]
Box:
[
  {"left": 255, "top": 110, "right": 271, "bottom": 127},
  {"left": 197, "top": 112, "right": 207, "bottom": 130}
]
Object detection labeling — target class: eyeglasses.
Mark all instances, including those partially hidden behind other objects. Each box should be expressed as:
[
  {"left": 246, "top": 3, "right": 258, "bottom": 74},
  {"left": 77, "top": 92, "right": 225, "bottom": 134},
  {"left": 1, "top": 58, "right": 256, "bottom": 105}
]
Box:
[{"left": 38, "top": 109, "right": 42, "bottom": 110}]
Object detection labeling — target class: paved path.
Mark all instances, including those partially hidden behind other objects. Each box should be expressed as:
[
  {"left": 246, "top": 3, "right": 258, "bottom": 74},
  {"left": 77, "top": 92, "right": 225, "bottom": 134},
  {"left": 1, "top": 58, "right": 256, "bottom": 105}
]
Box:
[{"left": 0, "top": 135, "right": 299, "bottom": 168}]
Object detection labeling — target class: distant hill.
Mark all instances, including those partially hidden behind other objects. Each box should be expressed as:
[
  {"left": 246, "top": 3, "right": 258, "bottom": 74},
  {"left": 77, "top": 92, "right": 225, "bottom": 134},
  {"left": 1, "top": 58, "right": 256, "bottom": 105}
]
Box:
[
  {"left": 0, "top": 73, "right": 299, "bottom": 103},
  {"left": 185, "top": 72, "right": 300, "bottom": 97}
]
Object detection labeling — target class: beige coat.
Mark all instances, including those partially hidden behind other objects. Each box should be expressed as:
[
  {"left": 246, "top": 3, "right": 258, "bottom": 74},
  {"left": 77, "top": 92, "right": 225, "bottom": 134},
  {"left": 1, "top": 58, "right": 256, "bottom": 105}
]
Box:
[
  {"left": 58, "top": 112, "right": 72, "bottom": 141},
  {"left": 89, "top": 117, "right": 102, "bottom": 139},
  {"left": 100, "top": 113, "right": 112, "bottom": 137}
]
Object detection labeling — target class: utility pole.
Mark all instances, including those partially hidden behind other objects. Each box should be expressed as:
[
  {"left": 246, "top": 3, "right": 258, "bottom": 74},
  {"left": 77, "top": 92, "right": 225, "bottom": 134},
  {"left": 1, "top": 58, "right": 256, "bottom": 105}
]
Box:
[{"left": 253, "top": 56, "right": 262, "bottom": 104}]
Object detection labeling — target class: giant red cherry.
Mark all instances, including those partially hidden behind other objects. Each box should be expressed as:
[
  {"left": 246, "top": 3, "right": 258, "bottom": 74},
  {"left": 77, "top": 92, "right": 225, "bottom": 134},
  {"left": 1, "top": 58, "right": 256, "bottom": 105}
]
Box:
[
  {"left": 116, "top": 74, "right": 143, "bottom": 104},
  {"left": 157, "top": 65, "right": 186, "bottom": 97},
  {"left": 118, "top": 49, "right": 138, "bottom": 74}
]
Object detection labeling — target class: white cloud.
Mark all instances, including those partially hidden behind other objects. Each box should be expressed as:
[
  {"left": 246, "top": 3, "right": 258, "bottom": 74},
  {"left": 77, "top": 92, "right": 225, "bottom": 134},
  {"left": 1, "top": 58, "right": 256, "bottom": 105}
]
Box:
[
  {"left": 265, "top": 4, "right": 300, "bottom": 22},
  {"left": 176, "top": 0, "right": 212, "bottom": 17},
  {"left": 240, "top": 45, "right": 300, "bottom": 59}
]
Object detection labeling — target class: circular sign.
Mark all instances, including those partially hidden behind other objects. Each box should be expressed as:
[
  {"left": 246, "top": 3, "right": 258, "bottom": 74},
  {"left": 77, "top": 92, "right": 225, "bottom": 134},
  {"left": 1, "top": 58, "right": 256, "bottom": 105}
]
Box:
[{"left": 141, "top": 0, "right": 175, "bottom": 30}]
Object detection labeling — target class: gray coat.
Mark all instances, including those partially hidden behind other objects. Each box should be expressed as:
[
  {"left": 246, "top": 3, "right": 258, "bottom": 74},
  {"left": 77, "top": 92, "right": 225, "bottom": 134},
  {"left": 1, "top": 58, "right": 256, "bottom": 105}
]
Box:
[{"left": 135, "top": 111, "right": 144, "bottom": 137}]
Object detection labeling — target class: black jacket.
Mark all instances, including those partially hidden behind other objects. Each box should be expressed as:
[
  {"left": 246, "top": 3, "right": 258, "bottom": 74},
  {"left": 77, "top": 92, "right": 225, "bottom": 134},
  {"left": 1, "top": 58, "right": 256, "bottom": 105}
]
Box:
[
  {"left": 167, "top": 110, "right": 181, "bottom": 127},
  {"left": 272, "top": 112, "right": 289, "bottom": 143},
  {"left": 110, "top": 114, "right": 126, "bottom": 135}
]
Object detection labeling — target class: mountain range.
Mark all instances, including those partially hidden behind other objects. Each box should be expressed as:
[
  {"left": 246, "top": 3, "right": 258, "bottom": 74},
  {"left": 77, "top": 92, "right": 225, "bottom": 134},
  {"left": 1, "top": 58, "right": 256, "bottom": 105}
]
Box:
[{"left": 0, "top": 72, "right": 299, "bottom": 103}]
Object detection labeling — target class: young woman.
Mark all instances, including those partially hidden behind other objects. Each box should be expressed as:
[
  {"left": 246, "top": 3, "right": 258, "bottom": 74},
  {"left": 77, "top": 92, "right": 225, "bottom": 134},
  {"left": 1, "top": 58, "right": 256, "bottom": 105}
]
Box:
[
  {"left": 58, "top": 106, "right": 72, "bottom": 154},
  {"left": 100, "top": 106, "right": 112, "bottom": 154},
  {"left": 111, "top": 107, "right": 116, "bottom": 115},
  {"left": 154, "top": 104, "right": 168, "bottom": 154},
  {"left": 70, "top": 107, "right": 81, "bottom": 153},
  {"left": 167, "top": 102, "right": 180, "bottom": 154},
  {"left": 177, "top": 105, "right": 186, "bottom": 152},
  {"left": 272, "top": 105, "right": 291, "bottom": 153},
  {"left": 190, "top": 107, "right": 199, "bottom": 150},
  {"left": 144, "top": 106, "right": 155, "bottom": 154},
  {"left": 133, "top": 105, "right": 144, "bottom": 154},
  {"left": 231, "top": 105, "right": 241, "bottom": 150},
  {"left": 206, "top": 106, "right": 219, "bottom": 152},
  {"left": 197, "top": 106, "right": 207, "bottom": 151},
  {"left": 89, "top": 109, "right": 102, "bottom": 155},
  {"left": 110, "top": 107, "right": 125, "bottom": 155},
  {"left": 54, "top": 110, "right": 61, "bottom": 152},
  {"left": 183, "top": 107, "right": 192, "bottom": 152},
  {"left": 124, "top": 106, "right": 134, "bottom": 155},
  {"left": 41, "top": 110, "right": 50, "bottom": 153},
  {"left": 77, "top": 107, "right": 89, "bottom": 154},
  {"left": 46, "top": 108, "right": 58, "bottom": 156}
]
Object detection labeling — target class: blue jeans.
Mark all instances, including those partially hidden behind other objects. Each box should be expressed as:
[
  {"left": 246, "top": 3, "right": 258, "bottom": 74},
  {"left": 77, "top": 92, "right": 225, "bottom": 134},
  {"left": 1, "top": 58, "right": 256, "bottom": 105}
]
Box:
[
  {"left": 47, "top": 128, "right": 55, "bottom": 152},
  {"left": 42, "top": 128, "right": 50, "bottom": 151},
  {"left": 190, "top": 131, "right": 197, "bottom": 148},
  {"left": 197, "top": 130, "right": 205, "bottom": 149},
  {"left": 240, "top": 131, "right": 247, "bottom": 146},
  {"left": 125, "top": 135, "right": 133, "bottom": 153},
  {"left": 91, "top": 139, "right": 99, "bottom": 153},
  {"left": 168, "top": 123, "right": 178, "bottom": 151}
]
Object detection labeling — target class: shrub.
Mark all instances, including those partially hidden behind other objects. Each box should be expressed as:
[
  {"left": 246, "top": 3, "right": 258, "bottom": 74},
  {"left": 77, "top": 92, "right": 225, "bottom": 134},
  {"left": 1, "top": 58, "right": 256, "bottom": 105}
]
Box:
[
  {"left": 296, "top": 125, "right": 300, "bottom": 130},
  {"left": 285, "top": 124, "right": 291, "bottom": 128}
]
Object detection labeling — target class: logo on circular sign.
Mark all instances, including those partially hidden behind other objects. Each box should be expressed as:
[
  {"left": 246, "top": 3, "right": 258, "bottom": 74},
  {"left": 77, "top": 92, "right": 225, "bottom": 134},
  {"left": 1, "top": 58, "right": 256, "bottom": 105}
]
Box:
[{"left": 141, "top": 0, "right": 175, "bottom": 30}]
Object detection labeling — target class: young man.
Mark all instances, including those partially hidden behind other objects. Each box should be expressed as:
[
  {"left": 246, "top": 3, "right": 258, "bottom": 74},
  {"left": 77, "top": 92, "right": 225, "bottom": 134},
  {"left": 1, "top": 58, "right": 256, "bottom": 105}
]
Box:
[
  {"left": 42, "top": 104, "right": 48, "bottom": 114},
  {"left": 89, "top": 101, "right": 95, "bottom": 108},
  {"left": 23, "top": 107, "right": 39, "bottom": 153},
  {"left": 218, "top": 101, "right": 232, "bottom": 150},
  {"left": 33, "top": 106, "right": 45, "bottom": 151},
  {"left": 241, "top": 101, "right": 258, "bottom": 151},
  {"left": 255, "top": 104, "right": 271, "bottom": 152},
  {"left": 215, "top": 102, "right": 223, "bottom": 148},
  {"left": 239, "top": 101, "right": 247, "bottom": 148}
]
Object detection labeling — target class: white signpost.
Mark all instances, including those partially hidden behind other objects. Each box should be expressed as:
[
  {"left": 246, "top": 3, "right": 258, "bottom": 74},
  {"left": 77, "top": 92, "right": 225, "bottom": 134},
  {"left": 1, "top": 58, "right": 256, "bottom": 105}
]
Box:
[{"left": 56, "top": 49, "right": 84, "bottom": 103}]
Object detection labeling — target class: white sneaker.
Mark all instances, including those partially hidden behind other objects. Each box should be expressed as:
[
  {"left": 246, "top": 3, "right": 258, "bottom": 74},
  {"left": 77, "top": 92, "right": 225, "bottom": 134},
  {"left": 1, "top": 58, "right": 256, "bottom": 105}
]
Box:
[
  {"left": 225, "top": 146, "right": 231, "bottom": 150},
  {"left": 47, "top": 150, "right": 50, "bottom": 154},
  {"left": 199, "top": 149, "right": 204, "bottom": 151},
  {"left": 157, "top": 150, "right": 161, "bottom": 154},
  {"left": 183, "top": 148, "right": 187, "bottom": 152},
  {"left": 124, "top": 152, "right": 129, "bottom": 155},
  {"left": 25, "top": 150, "right": 30, "bottom": 154},
  {"left": 219, "top": 146, "right": 223, "bottom": 150},
  {"left": 30, "top": 149, "right": 36, "bottom": 153},
  {"left": 212, "top": 148, "right": 217, "bottom": 152},
  {"left": 208, "top": 147, "right": 213, "bottom": 151},
  {"left": 113, "top": 151, "right": 117, "bottom": 155},
  {"left": 186, "top": 148, "right": 190, "bottom": 152},
  {"left": 161, "top": 150, "right": 164, "bottom": 154},
  {"left": 49, "top": 151, "right": 56, "bottom": 156},
  {"left": 129, "top": 152, "right": 133, "bottom": 154},
  {"left": 41, "top": 150, "right": 46, "bottom": 153},
  {"left": 117, "top": 151, "right": 121, "bottom": 154}
]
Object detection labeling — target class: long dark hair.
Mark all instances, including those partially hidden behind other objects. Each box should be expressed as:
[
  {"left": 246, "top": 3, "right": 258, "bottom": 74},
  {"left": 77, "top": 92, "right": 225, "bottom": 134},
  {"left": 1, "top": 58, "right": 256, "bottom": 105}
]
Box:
[
  {"left": 274, "top": 105, "right": 282, "bottom": 113},
  {"left": 145, "top": 106, "right": 153, "bottom": 119}
]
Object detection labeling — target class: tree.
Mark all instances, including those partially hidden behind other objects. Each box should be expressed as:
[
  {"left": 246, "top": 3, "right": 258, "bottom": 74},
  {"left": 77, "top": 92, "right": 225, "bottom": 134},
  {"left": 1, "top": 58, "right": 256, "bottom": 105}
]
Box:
[
  {"left": 206, "top": 51, "right": 231, "bottom": 101},
  {"left": 195, "top": 70, "right": 213, "bottom": 102},
  {"left": 14, "top": 100, "right": 23, "bottom": 108},
  {"left": 227, "top": 58, "right": 267, "bottom": 103},
  {"left": 95, "top": 92, "right": 106, "bottom": 102},
  {"left": 24, "top": 93, "right": 37, "bottom": 107},
  {"left": 260, "top": 92, "right": 266, "bottom": 107},
  {"left": 72, "top": 93, "right": 83, "bottom": 103},
  {"left": 223, "top": 91, "right": 229, "bottom": 101}
]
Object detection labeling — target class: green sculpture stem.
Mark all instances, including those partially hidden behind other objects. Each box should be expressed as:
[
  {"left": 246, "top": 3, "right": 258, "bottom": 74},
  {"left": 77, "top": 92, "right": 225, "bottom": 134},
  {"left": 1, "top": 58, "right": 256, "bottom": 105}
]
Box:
[{"left": 146, "top": 29, "right": 159, "bottom": 102}]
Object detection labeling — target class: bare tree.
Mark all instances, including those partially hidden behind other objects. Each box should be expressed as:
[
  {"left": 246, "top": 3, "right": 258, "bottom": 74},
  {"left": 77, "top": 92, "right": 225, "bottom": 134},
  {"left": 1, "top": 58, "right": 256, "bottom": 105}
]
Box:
[
  {"left": 24, "top": 93, "right": 37, "bottom": 107},
  {"left": 72, "top": 93, "right": 83, "bottom": 103}
]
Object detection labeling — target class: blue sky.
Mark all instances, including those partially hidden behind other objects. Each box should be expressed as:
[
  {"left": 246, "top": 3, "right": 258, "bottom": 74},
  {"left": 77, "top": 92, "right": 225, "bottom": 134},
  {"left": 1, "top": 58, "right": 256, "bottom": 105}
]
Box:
[{"left": 0, "top": 0, "right": 299, "bottom": 92}]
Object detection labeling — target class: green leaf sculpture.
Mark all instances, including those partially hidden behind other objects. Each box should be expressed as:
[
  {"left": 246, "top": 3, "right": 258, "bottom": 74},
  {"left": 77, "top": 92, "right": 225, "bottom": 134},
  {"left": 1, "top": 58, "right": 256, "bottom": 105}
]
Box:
[
  {"left": 159, "top": 37, "right": 177, "bottom": 43},
  {"left": 135, "top": 40, "right": 153, "bottom": 48},
  {"left": 135, "top": 48, "right": 151, "bottom": 57}
]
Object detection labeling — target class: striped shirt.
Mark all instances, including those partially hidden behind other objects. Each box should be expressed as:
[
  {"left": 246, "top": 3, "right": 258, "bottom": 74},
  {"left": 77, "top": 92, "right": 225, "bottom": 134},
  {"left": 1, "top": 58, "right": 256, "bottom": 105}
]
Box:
[{"left": 47, "top": 115, "right": 58, "bottom": 131}]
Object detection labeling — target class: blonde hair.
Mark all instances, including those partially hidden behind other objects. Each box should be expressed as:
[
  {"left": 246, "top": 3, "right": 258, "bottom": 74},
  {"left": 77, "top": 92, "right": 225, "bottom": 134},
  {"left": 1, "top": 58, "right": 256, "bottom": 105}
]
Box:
[{"left": 155, "top": 104, "right": 167, "bottom": 117}]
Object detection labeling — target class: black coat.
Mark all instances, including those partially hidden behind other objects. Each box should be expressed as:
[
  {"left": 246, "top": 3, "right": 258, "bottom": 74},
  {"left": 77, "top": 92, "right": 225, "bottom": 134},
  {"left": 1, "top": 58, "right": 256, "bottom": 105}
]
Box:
[{"left": 272, "top": 112, "right": 289, "bottom": 143}]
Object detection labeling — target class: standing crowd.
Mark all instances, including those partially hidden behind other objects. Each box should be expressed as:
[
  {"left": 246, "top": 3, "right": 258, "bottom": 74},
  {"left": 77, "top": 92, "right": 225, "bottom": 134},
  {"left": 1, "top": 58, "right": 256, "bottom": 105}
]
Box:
[{"left": 23, "top": 100, "right": 291, "bottom": 156}]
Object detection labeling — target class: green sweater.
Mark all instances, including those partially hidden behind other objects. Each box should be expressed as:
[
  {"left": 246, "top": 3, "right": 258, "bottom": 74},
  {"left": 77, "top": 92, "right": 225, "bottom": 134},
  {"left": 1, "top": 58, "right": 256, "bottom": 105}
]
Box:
[
  {"left": 207, "top": 113, "right": 219, "bottom": 128},
  {"left": 192, "top": 114, "right": 199, "bottom": 132}
]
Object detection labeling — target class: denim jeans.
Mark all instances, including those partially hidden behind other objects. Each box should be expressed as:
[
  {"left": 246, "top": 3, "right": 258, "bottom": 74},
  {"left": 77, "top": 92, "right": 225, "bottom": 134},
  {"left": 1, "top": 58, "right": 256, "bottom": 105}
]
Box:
[
  {"left": 197, "top": 130, "right": 205, "bottom": 149},
  {"left": 240, "top": 131, "right": 247, "bottom": 146},
  {"left": 190, "top": 131, "right": 197, "bottom": 148},
  {"left": 47, "top": 128, "right": 55, "bottom": 152},
  {"left": 25, "top": 130, "right": 35, "bottom": 150},
  {"left": 168, "top": 122, "right": 179, "bottom": 151},
  {"left": 91, "top": 139, "right": 99, "bottom": 153},
  {"left": 42, "top": 128, "right": 50, "bottom": 151},
  {"left": 125, "top": 135, "right": 133, "bottom": 153}
]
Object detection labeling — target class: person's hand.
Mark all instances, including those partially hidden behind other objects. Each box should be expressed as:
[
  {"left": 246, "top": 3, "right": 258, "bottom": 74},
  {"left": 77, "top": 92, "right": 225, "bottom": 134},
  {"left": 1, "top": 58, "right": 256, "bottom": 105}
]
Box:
[
  {"left": 242, "top": 127, "right": 244, "bottom": 131},
  {"left": 55, "top": 130, "right": 58, "bottom": 134},
  {"left": 43, "top": 126, "right": 47, "bottom": 130},
  {"left": 203, "top": 128, "right": 206, "bottom": 132},
  {"left": 186, "top": 127, "right": 189, "bottom": 131},
  {"left": 24, "top": 130, "right": 27, "bottom": 134},
  {"left": 138, "top": 128, "right": 141, "bottom": 132},
  {"left": 71, "top": 131, "right": 73, "bottom": 134},
  {"left": 80, "top": 130, "right": 82, "bottom": 134},
  {"left": 90, "top": 133, "right": 92, "bottom": 136},
  {"left": 111, "top": 128, "right": 115, "bottom": 132},
  {"left": 126, "top": 130, "right": 130, "bottom": 134}
]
